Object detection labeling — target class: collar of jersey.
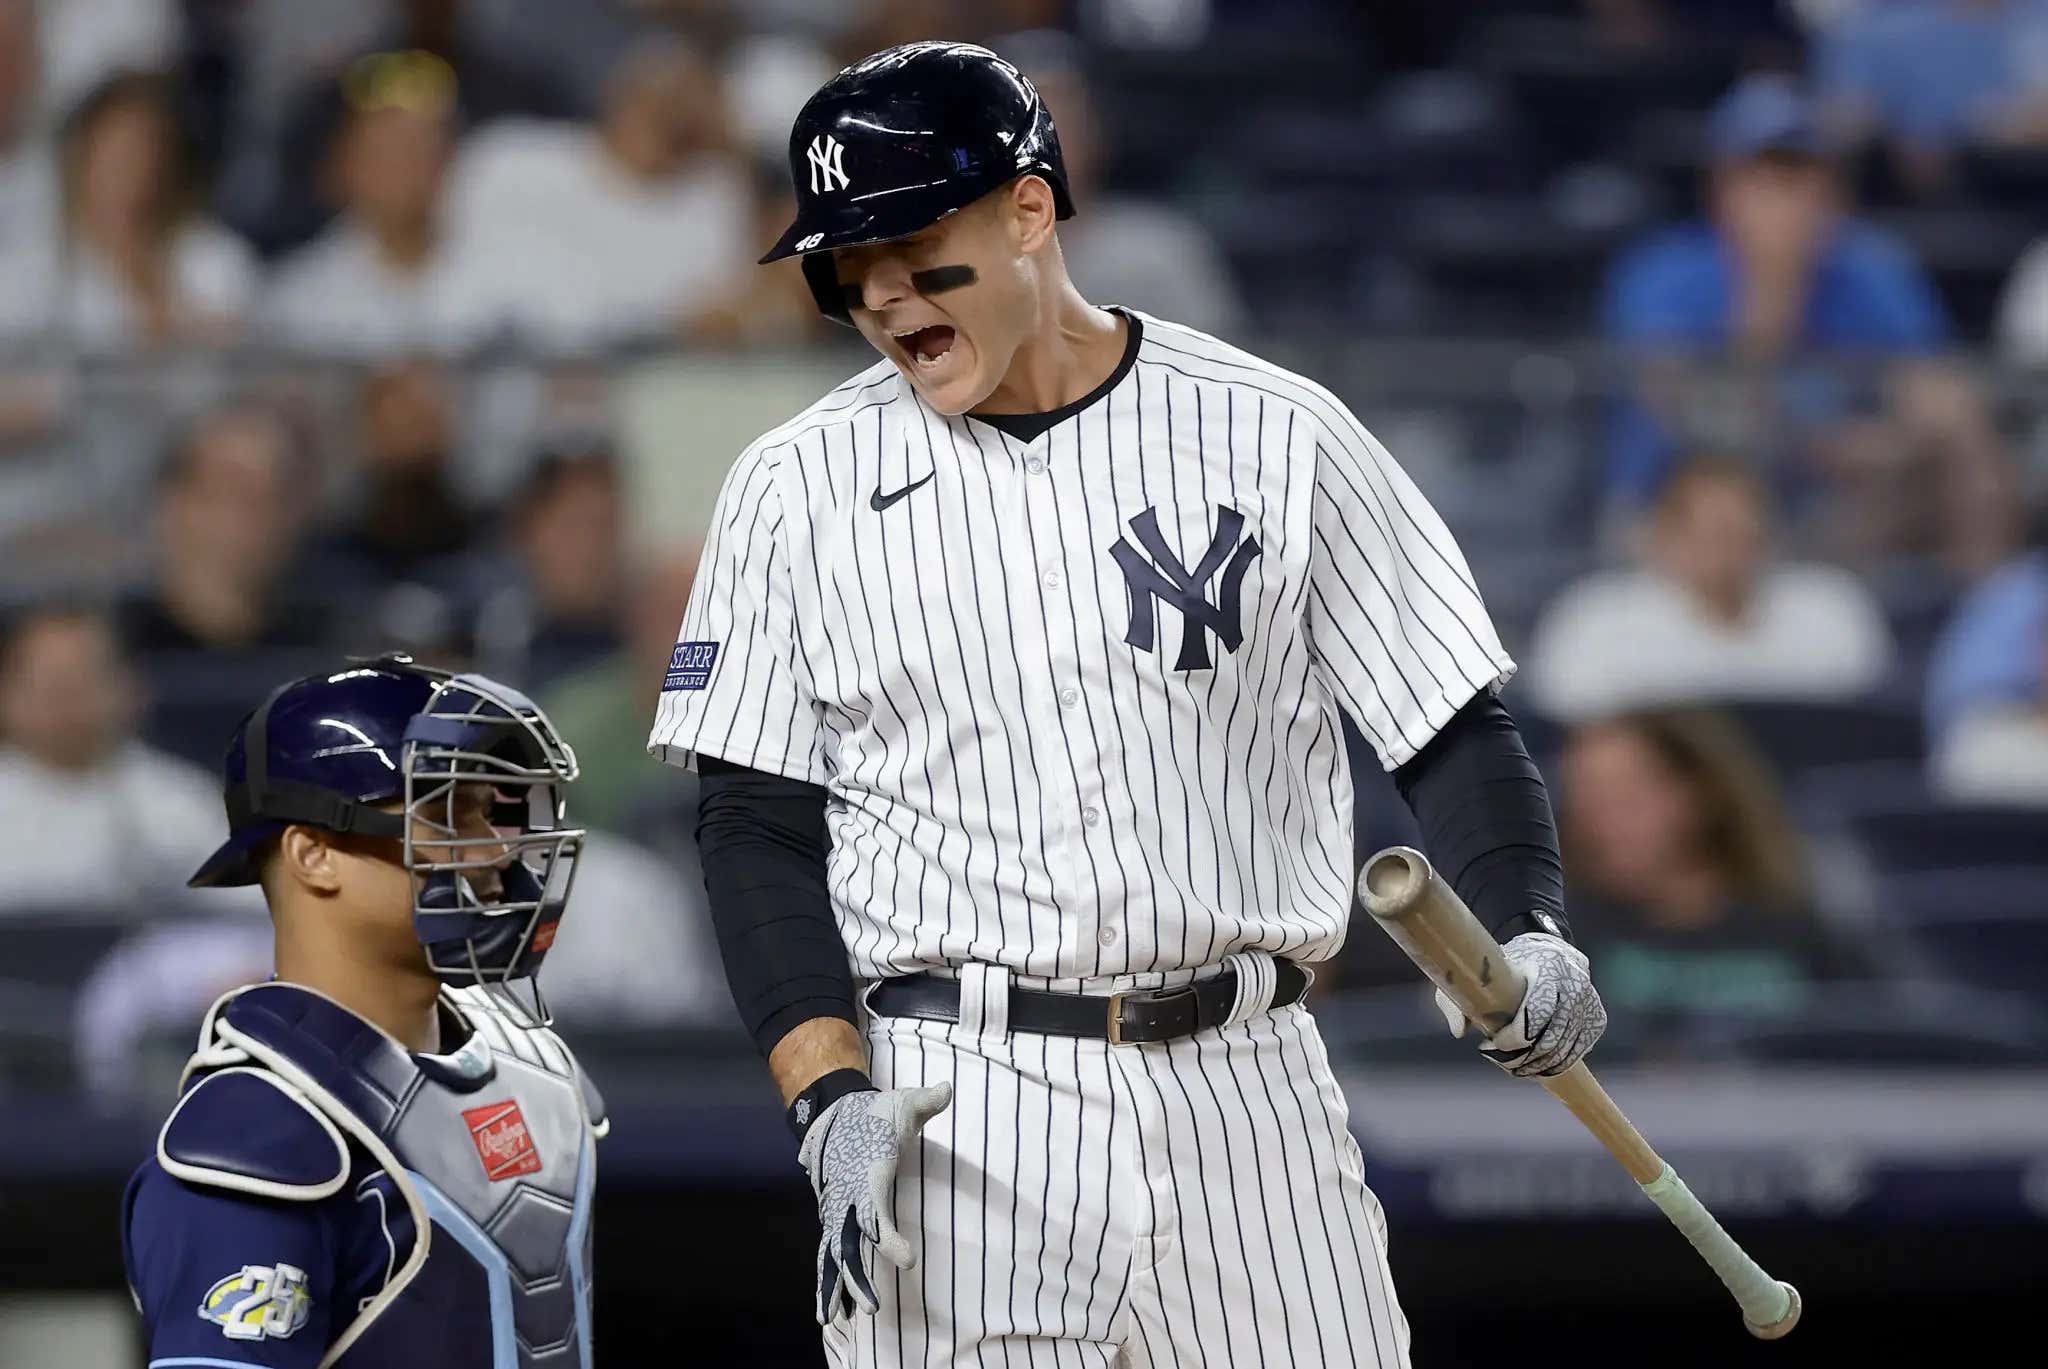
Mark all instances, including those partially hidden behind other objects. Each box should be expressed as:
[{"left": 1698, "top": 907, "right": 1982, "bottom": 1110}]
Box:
[{"left": 968, "top": 306, "right": 1143, "bottom": 445}]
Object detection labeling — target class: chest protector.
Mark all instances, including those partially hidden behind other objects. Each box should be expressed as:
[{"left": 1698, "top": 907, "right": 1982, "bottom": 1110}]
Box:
[{"left": 168, "top": 982, "right": 603, "bottom": 1369}]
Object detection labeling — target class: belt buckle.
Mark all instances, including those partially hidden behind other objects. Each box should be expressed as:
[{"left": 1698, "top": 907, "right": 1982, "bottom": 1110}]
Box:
[
  {"left": 1106, "top": 990, "right": 1132, "bottom": 1046},
  {"left": 1106, "top": 986, "right": 1172, "bottom": 1046}
]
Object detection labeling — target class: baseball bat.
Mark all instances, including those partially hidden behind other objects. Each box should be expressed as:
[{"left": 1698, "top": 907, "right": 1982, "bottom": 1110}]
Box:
[{"left": 1356, "top": 846, "right": 1802, "bottom": 1341}]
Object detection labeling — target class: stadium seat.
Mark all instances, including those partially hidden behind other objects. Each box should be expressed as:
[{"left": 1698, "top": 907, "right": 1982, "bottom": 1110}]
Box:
[
  {"left": 1721, "top": 698, "right": 1925, "bottom": 781},
  {"left": 1889, "top": 868, "right": 2048, "bottom": 1000},
  {"left": 1852, "top": 809, "right": 2047, "bottom": 876}
]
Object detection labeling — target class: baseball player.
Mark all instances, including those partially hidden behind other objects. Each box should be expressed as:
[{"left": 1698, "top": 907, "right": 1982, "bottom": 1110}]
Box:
[
  {"left": 123, "top": 656, "right": 604, "bottom": 1368},
  {"left": 651, "top": 41, "right": 1607, "bottom": 1367}
]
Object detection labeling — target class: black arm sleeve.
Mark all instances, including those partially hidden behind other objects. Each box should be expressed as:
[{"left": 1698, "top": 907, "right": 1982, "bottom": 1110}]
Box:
[
  {"left": 1390, "top": 691, "right": 1570, "bottom": 944},
  {"left": 693, "top": 755, "right": 856, "bottom": 1057}
]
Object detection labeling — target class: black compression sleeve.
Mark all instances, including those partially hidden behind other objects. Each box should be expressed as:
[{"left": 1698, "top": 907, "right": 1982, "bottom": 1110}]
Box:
[
  {"left": 693, "top": 755, "right": 856, "bottom": 1056},
  {"left": 1391, "top": 691, "right": 1570, "bottom": 944}
]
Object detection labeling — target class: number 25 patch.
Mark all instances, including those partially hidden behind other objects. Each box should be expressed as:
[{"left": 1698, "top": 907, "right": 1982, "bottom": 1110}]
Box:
[
  {"left": 663, "top": 641, "right": 719, "bottom": 692},
  {"left": 198, "top": 1262, "right": 312, "bottom": 1341}
]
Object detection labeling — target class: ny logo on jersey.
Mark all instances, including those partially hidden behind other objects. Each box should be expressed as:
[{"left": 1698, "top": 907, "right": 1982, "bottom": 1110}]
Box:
[
  {"left": 1110, "top": 504, "right": 1263, "bottom": 671},
  {"left": 807, "top": 134, "right": 849, "bottom": 193}
]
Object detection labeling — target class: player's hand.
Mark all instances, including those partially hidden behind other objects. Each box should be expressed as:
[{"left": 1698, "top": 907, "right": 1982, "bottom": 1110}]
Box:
[
  {"left": 797, "top": 1081, "right": 952, "bottom": 1324},
  {"left": 1434, "top": 932, "right": 1606, "bottom": 1078}
]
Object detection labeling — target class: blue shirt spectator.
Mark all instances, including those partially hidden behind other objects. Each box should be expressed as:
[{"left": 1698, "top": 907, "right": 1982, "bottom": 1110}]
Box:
[
  {"left": 1924, "top": 550, "right": 2048, "bottom": 741},
  {"left": 1606, "top": 220, "right": 1946, "bottom": 355},
  {"left": 1816, "top": 0, "right": 2048, "bottom": 149},
  {"left": 1602, "top": 75, "right": 1949, "bottom": 506}
]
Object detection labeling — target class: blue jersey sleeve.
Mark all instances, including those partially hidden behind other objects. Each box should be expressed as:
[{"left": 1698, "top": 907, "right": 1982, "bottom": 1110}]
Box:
[{"left": 123, "top": 1162, "right": 339, "bottom": 1368}]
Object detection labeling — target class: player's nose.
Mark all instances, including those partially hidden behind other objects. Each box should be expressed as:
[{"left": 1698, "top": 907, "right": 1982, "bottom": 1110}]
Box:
[{"left": 857, "top": 256, "right": 915, "bottom": 315}]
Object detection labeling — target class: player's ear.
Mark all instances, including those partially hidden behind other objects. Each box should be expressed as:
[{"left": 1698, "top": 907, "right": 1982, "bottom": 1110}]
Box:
[
  {"left": 277, "top": 823, "right": 346, "bottom": 895},
  {"left": 1010, "top": 174, "right": 1056, "bottom": 254}
]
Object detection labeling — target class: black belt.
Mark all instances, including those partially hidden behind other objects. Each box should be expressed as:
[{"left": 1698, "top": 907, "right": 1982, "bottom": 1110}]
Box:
[{"left": 866, "top": 960, "right": 1311, "bottom": 1045}]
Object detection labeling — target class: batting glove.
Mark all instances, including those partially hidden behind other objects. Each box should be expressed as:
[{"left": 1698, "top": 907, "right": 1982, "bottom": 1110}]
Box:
[
  {"left": 797, "top": 1081, "right": 952, "bottom": 1324},
  {"left": 1435, "top": 932, "right": 1607, "bottom": 1078}
]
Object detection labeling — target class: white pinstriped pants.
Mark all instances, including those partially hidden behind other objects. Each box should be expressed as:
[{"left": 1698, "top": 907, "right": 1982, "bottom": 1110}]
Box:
[{"left": 822, "top": 964, "right": 1412, "bottom": 1368}]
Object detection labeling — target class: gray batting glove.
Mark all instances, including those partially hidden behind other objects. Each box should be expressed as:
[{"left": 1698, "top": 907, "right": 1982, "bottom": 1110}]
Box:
[
  {"left": 797, "top": 1081, "right": 952, "bottom": 1324},
  {"left": 1435, "top": 932, "right": 1607, "bottom": 1078}
]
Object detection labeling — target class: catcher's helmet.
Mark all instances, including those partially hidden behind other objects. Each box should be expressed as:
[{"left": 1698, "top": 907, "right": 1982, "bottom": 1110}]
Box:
[
  {"left": 190, "top": 655, "right": 584, "bottom": 988},
  {"left": 761, "top": 40, "right": 1075, "bottom": 324}
]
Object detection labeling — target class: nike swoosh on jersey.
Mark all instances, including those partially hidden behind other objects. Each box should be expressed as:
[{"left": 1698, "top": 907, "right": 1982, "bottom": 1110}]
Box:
[{"left": 868, "top": 472, "right": 935, "bottom": 511}]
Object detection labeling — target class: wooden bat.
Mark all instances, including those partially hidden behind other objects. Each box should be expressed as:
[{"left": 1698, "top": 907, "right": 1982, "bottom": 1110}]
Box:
[{"left": 1356, "top": 846, "right": 1802, "bottom": 1341}]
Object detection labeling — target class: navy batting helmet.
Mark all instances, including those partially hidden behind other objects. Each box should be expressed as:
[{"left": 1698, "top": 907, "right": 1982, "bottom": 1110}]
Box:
[
  {"left": 190, "top": 656, "right": 584, "bottom": 988},
  {"left": 760, "top": 40, "right": 1075, "bottom": 324}
]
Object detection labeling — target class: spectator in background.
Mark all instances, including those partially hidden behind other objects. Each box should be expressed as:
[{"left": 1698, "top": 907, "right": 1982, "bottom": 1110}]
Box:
[
  {"left": 121, "top": 401, "right": 329, "bottom": 658},
  {"left": 1604, "top": 75, "right": 2016, "bottom": 577},
  {"left": 1019, "top": 42, "right": 1247, "bottom": 338},
  {"left": 248, "top": 0, "right": 580, "bottom": 254},
  {"left": 525, "top": 828, "right": 731, "bottom": 1031},
  {"left": 0, "top": 0, "right": 59, "bottom": 345},
  {"left": 318, "top": 360, "right": 476, "bottom": 590},
  {"left": 1559, "top": 709, "right": 1860, "bottom": 1027},
  {"left": 48, "top": 72, "right": 256, "bottom": 353},
  {"left": 1924, "top": 517, "right": 2048, "bottom": 780},
  {"left": 689, "top": 163, "right": 833, "bottom": 349},
  {"left": 1933, "top": 622, "right": 2048, "bottom": 803},
  {"left": 32, "top": 0, "right": 177, "bottom": 125},
  {"left": 473, "top": 444, "right": 627, "bottom": 693},
  {"left": 450, "top": 37, "right": 753, "bottom": 354},
  {"left": 1815, "top": 0, "right": 2048, "bottom": 196},
  {"left": 540, "top": 554, "right": 700, "bottom": 832},
  {"left": 1994, "top": 234, "right": 2048, "bottom": 366},
  {"left": 1527, "top": 454, "right": 1893, "bottom": 720},
  {"left": 0, "top": 602, "right": 243, "bottom": 915},
  {"left": 264, "top": 50, "right": 494, "bottom": 358}
]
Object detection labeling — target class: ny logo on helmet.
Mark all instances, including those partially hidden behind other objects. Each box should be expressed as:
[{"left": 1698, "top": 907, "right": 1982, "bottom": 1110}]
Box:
[
  {"left": 1110, "top": 504, "right": 1263, "bottom": 671},
  {"left": 807, "top": 135, "right": 849, "bottom": 193}
]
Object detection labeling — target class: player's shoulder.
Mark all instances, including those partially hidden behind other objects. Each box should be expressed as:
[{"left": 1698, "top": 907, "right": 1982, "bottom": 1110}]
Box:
[
  {"left": 1130, "top": 309, "right": 1362, "bottom": 432},
  {"left": 706, "top": 357, "right": 904, "bottom": 505},
  {"left": 153, "top": 1064, "right": 353, "bottom": 1202}
]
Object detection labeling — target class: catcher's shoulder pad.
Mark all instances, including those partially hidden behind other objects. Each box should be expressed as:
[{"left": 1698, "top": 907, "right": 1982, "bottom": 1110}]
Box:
[{"left": 157, "top": 1066, "right": 351, "bottom": 1201}]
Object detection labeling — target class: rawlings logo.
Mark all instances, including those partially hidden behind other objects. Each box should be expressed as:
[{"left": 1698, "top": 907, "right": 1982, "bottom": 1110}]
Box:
[{"left": 462, "top": 1100, "right": 543, "bottom": 1181}]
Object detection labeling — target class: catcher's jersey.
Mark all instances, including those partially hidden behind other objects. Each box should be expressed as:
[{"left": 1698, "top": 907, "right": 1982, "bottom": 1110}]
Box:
[{"left": 650, "top": 310, "right": 1513, "bottom": 990}]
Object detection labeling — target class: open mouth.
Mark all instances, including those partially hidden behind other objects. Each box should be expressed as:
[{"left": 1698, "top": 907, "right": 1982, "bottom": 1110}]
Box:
[{"left": 891, "top": 323, "right": 958, "bottom": 372}]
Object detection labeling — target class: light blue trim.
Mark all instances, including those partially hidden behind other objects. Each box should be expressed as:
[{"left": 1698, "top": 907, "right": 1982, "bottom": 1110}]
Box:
[
  {"left": 405, "top": 1171, "right": 517, "bottom": 1369},
  {"left": 565, "top": 1135, "right": 595, "bottom": 1365},
  {"left": 150, "top": 1359, "right": 269, "bottom": 1367}
]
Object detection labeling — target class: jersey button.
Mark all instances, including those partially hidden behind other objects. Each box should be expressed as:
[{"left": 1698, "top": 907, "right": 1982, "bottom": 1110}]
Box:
[
  {"left": 1097, "top": 926, "right": 1118, "bottom": 946},
  {"left": 1025, "top": 456, "right": 1046, "bottom": 475},
  {"left": 1042, "top": 568, "right": 1064, "bottom": 590},
  {"left": 1059, "top": 687, "right": 1079, "bottom": 708},
  {"left": 1081, "top": 806, "right": 1101, "bottom": 827}
]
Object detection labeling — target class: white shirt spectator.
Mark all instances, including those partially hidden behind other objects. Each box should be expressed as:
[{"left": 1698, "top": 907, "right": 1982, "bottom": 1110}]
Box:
[
  {"left": 1996, "top": 237, "right": 2048, "bottom": 366},
  {"left": 1060, "top": 194, "right": 1247, "bottom": 339},
  {"left": 449, "top": 121, "right": 753, "bottom": 354},
  {"left": 0, "top": 739, "right": 254, "bottom": 915},
  {"left": 1932, "top": 706, "right": 2048, "bottom": 805},
  {"left": 0, "top": 143, "right": 59, "bottom": 343},
  {"left": 265, "top": 221, "right": 497, "bottom": 358},
  {"left": 58, "top": 222, "right": 258, "bottom": 353},
  {"left": 35, "top": 0, "right": 178, "bottom": 120},
  {"left": 1527, "top": 563, "right": 1895, "bottom": 721},
  {"left": 535, "top": 830, "right": 729, "bottom": 1029}
]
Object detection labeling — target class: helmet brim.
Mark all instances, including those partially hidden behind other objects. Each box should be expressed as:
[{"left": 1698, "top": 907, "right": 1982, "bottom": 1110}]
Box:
[
  {"left": 187, "top": 825, "right": 278, "bottom": 888},
  {"left": 759, "top": 210, "right": 945, "bottom": 266}
]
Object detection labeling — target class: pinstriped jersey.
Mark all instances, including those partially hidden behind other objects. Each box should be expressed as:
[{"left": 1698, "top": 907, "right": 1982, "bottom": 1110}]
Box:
[{"left": 649, "top": 310, "right": 1514, "bottom": 991}]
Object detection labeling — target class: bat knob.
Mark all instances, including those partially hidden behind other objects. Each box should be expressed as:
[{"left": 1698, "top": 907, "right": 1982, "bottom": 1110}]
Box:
[{"left": 1744, "top": 1282, "right": 1801, "bottom": 1340}]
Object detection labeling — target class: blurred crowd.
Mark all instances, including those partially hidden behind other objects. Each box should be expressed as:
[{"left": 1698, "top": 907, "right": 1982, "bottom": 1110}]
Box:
[{"left": 0, "top": 0, "right": 2045, "bottom": 1097}]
